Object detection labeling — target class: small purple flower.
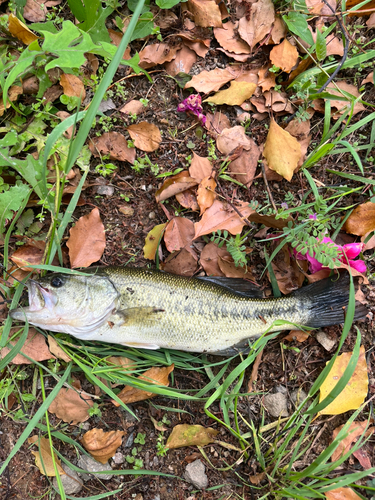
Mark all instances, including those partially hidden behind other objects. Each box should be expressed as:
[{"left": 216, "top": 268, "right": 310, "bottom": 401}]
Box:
[
  {"left": 308, "top": 213, "right": 318, "bottom": 220},
  {"left": 281, "top": 202, "right": 288, "bottom": 210},
  {"left": 177, "top": 94, "right": 206, "bottom": 124}
]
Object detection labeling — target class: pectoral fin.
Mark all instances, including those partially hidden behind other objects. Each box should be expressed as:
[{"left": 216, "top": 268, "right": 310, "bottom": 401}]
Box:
[
  {"left": 120, "top": 341, "right": 160, "bottom": 350},
  {"left": 109, "top": 307, "right": 165, "bottom": 327}
]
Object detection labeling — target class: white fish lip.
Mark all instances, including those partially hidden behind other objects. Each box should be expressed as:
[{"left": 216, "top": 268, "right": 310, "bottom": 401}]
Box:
[{"left": 10, "top": 280, "right": 46, "bottom": 320}]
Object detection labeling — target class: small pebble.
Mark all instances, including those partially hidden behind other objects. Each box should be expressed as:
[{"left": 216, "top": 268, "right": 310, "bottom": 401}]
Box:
[
  {"left": 53, "top": 463, "right": 83, "bottom": 495},
  {"left": 184, "top": 459, "right": 208, "bottom": 490},
  {"left": 96, "top": 185, "right": 114, "bottom": 196},
  {"left": 124, "top": 431, "right": 134, "bottom": 448},
  {"left": 316, "top": 331, "right": 336, "bottom": 351},
  {"left": 77, "top": 455, "right": 113, "bottom": 481},
  {"left": 263, "top": 393, "right": 289, "bottom": 417},
  {"left": 148, "top": 211, "right": 156, "bottom": 219},
  {"left": 113, "top": 452, "right": 125, "bottom": 465},
  {"left": 119, "top": 205, "right": 134, "bottom": 217}
]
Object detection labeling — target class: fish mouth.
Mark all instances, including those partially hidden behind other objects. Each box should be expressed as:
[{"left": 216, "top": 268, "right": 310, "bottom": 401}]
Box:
[{"left": 10, "top": 280, "right": 47, "bottom": 320}]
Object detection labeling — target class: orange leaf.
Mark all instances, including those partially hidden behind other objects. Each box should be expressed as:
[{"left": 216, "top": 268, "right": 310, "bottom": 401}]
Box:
[
  {"left": 60, "top": 74, "right": 86, "bottom": 99},
  {"left": 325, "top": 487, "right": 363, "bottom": 500},
  {"left": 270, "top": 39, "right": 299, "bottom": 72},
  {"left": 0, "top": 85, "right": 22, "bottom": 117},
  {"left": 343, "top": 202, "right": 375, "bottom": 236},
  {"left": 8, "top": 13, "right": 38, "bottom": 45},
  {"left": 185, "top": 67, "right": 239, "bottom": 93},
  {"left": 89, "top": 132, "right": 135, "bottom": 164},
  {"left": 194, "top": 199, "right": 254, "bottom": 238},
  {"left": 331, "top": 421, "right": 375, "bottom": 462},
  {"left": 81, "top": 429, "right": 125, "bottom": 464},
  {"left": 163, "top": 217, "right": 195, "bottom": 253},
  {"left": 263, "top": 119, "right": 302, "bottom": 181},
  {"left": 164, "top": 46, "right": 197, "bottom": 76},
  {"left": 67, "top": 208, "right": 106, "bottom": 268},
  {"left": 187, "top": 0, "right": 222, "bottom": 28},
  {"left": 112, "top": 365, "right": 174, "bottom": 406},
  {"left": 127, "top": 122, "right": 162, "bottom": 152},
  {"left": 197, "top": 176, "right": 216, "bottom": 214}
]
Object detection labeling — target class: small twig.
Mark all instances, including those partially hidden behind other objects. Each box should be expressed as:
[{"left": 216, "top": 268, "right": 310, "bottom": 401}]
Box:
[{"left": 261, "top": 162, "right": 277, "bottom": 212}]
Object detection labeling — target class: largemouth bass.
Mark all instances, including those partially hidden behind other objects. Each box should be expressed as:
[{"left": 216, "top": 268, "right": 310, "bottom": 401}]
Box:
[{"left": 9, "top": 267, "right": 366, "bottom": 354}]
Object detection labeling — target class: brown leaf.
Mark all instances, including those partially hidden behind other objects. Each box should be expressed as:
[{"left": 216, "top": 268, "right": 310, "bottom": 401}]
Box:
[
  {"left": 47, "top": 335, "right": 72, "bottom": 362},
  {"left": 346, "top": 0, "right": 375, "bottom": 15},
  {"left": 155, "top": 171, "right": 198, "bottom": 203},
  {"left": 139, "top": 43, "right": 178, "bottom": 69},
  {"left": 108, "top": 29, "right": 131, "bottom": 60},
  {"left": 89, "top": 132, "right": 136, "bottom": 164},
  {"left": 214, "top": 21, "right": 250, "bottom": 54},
  {"left": 362, "top": 71, "right": 374, "bottom": 85},
  {"left": 185, "top": 67, "right": 239, "bottom": 93},
  {"left": 107, "top": 356, "right": 136, "bottom": 371},
  {"left": 112, "top": 365, "right": 174, "bottom": 406},
  {"left": 0, "top": 86, "right": 22, "bottom": 117},
  {"left": 56, "top": 111, "right": 74, "bottom": 139},
  {"left": 164, "top": 217, "right": 195, "bottom": 253},
  {"left": 270, "top": 39, "right": 299, "bottom": 72},
  {"left": 8, "top": 13, "right": 39, "bottom": 44},
  {"left": 249, "top": 212, "right": 293, "bottom": 230},
  {"left": 325, "top": 487, "right": 363, "bottom": 500},
  {"left": 228, "top": 143, "right": 261, "bottom": 186},
  {"left": 331, "top": 421, "right": 375, "bottom": 463},
  {"left": 197, "top": 176, "right": 216, "bottom": 215},
  {"left": 205, "top": 111, "right": 231, "bottom": 137},
  {"left": 48, "top": 382, "right": 94, "bottom": 424},
  {"left": 10, "top": 242, "right": 45, "bottom": 270},
  {"left": 127, "top": 122, "right": 162, "bottom": 152},
  {"left": 194, "top": 199, "right": 255, "bottom": 238},
  {"left": 166, "top": 424, "right": 218, "bottom": 449},
  {"left": 200, "top": 242, "right": 228, "bottom": 276},
  {"left": 218, "top": 255, "right": 254, "bottom": 279},
  {"left": 143, "top": 223, "right": 167, "bottom": 260},
  {"left": 283, "top": 330, "right": 310, "bottom": 342},
  {"left": 326, "top": 82, "right": 365, "bottom": 118},
  {"left": 268, "top": 17, "right": 287, "bottom": 44},
  {"left": 162, "top": 248, "right": 198, "bottom": 276},
  {"left": 258, "top": 66, "right": 276, "bottom": 92},
  {"left": 217, "top": 48, "right": 250, "bottom": 62},
  {"left": 60, "top": 73, "right": 85, "bottom": 99},
  {"left": 67, "top": 208, "right": 106, "bottom": 268},
  {"left": 29, "top": 436, "right": 65, "bottom": 476},
  {"left": 81, "top": 429, "right": 125, "bottom": 464},
  {"left": 269, "top": 245, "right": 305, "bottom": 294},
  {"left": 120, "top": 100, "right": 145, "bottom": 116},
  {"left": 0, "top": 328, "right": 55, "bottom": 365},
  {"left": 187, "top": 0, "right": 222, "bottom": 28},
  {"left": 175, "top": 189, "right": 199, "bottom": 211},
  {"left": 23, "top": 0, "right": 47, "bottom": 22},
  {"left": 164, "top": 46, "right": 197, "bottom": 76},
  {"left": 263, "top": 119, "right": 302, "bottom": 181},
  {"left": 216, "top": 126, "right": 253, "bottom": 155},
  {"left": 367, "top": 12, "right": 375, "bottom": 27},
  {"left": 238, "top": 0, "right": 275, "bottom": 49},
  {"left": 343, "top": 202, "right": 375, "bottom": 236},
  {"left": 205, "top": 81, "right": 256, "bottom": 106},
  {"left": 189, "top": 153, "right": 213, "bottom": 182}
]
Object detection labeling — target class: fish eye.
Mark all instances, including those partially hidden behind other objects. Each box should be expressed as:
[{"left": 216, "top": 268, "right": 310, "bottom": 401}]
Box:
[{"left": 51, "top": 276, "right": 64, "bottom": 288}]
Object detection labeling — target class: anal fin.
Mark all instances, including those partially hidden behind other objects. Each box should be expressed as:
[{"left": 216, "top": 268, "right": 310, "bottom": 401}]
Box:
[{"left": 120, "top": 341, "right": 160, "bottom": 350}]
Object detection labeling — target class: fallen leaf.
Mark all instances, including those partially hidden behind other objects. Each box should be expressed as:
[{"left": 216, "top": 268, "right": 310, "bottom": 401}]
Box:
[
  {"left": 29, "top": 436, "right": 65, "bottom": 476},
  {"left": 269, "top": 244, "right": 305, "bottom": 294},
  {"left": 175, "top": 189, "right": 199, "bottom": 211},
  {"left": 67, "top": 208, "right": 106, "bottom": 268},
  {"left": 8, "top": 13, "right": 39, "bottom": 44},
  {"left": 367, "top": 12, "right": 375, "bottom": 27},
  {"left": 164, "top": 46, "right": 197, "bottom": 76},
  {"left": 325, "top": 82, "right": 365, "bottom": 117},
  {"left": 268, "top": 17, "right": 287, "bottom": 44},
  {"left": 189, "top": 152, "right": 213, "bottom": 182},
  {"left": 343, "top": 202, "right": 375, "bottom": 236},
  {"left": 108, "top": 29, "right": 131, "bottom": 60},
  {"left": 197, "top": 176, "right": 217, "bottom": 215},
  {"left": 185, "top": 67, "right": 239, "bottom": 93},
  {"left": 238, "top": 0, "right": 275, "bottom": 49},
  {"left": 48, "top": 382, "right": 94, "bottom": 424},
  {"left": 56, "top": 111, "right": 74, "bottom": 139},
  {"left": 346, "top": 0, "right": 375, "bottom": 15},
  {"left": 0, "top": 86, "right": 22, "bottom": 117},
  {"left": 218, "top": 255, "right": 253, "bottom": 279},
  {"left": 217, "top": 126, "right": 253, "bottom": 155},
  {"left": 81, "top": 429, "right": 125, "bottom": 464},
  {"left": 214, "top": 21, "right": 250, "bottom": 54},
  {"left": 60, "top": 73, "right": 85, "bottom": 100},
  {"left": 204, "top": 81, "right": 256, "bottom": 106},
  {"left": 89, "top": 132, "right": 136, "bottom": 164},
  {"left": 47, "top": 335, "right": 72, "bottom": 362},
  {"left": 10, "top": 242, "right": 45, "bottom": 270},
  {"left": 0, "top": 328, "right": 55, "bottom": 364},
  {"left": 194, "top": 199, "right": 254, "bottom": 238},
  {"left": 228, "top": 143, "right": 261, "bottom": 186},
  {"left": 319, "top": 346, "right": 368, "bottom": 415},
  {"left": 270, "top": 39, "right": 299, "bottom": 72},
  {"left": 187, "top": 0, "right": 222, "bottom": 28},
  {"left": 23, "top": 0, "right": 47, "bottom": 22},
  {"left": 112, "top": 365, "right": 174, "bottom": 406},
  {"left": 362, "top": 231, "right": 375, "bottom": 251},
  {"left": 325, "top": 487, "right": 363, "bottom": 500},
  {"left": 217, "top": 47, "right": 250, "bottom": 62},
  {"left": 107, "top": 356, "right": 136, "bottom": 371},
  {"left": 155, "top": 171, "right": 198, "bottom": 202},
  {"left": 143, "top": 223, "right": 167, "bottom": 260},
  {"left": 119, "top": 205, "right": 134, "bottom": 217},
  {"left": 200, "top": 242, "right": 228, "bottom": 276},
  {"left": 162, "top": 248, "right": 198, "bottom": 276},
  {"left": 139, "top": 43, "right": 178, "bottom": 69},
  {"left": 119, "top": 100, "right": 145, "bottom": 116},
  {"left": 166, "top": 424, "right": 218, "bottom": 449},
  {"left": 263, "top": 119, "right": 302, "bottom": 181},
  {"left": 285, "top": 117, "right": 311, "bottom": 140},
  {"left": 127, "top": 122, "right": 162, "bottom": 152},
  {"left": 205, "top": 111, "right": 232, "bottom": 137},
  {"left": 331, "top": 421, "right": 375, "bottom": 462},
  {"left": 258, "top": 66, "right": 277, "bottom": 91},
  {"left": 263, "top": 89, "right": 294, "bottom": 113},
  {"left": 362, "top": 71, "right": 374, "bottom": 85},
  {"left": 249, "top": 212, "right": 293, "bottom": 230},
  {"left": 164, "top": 217, "right": 195, "bottom": 253},
  {"left": 283, "top": 330, "right": 310, "bottom": 342}
]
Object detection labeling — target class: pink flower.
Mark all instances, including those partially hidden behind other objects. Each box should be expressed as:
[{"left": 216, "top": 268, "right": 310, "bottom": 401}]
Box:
[
  {"left": 177, "top": 94, "right": 206, "bottom": 124},
  {"left": 295, "top": 237, "right": 366, "bottom": 274}
]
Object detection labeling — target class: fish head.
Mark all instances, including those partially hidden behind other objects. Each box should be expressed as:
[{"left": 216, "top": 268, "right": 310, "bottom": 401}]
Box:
[{"left": 10, "top": 273, "right": 120, "bottom": 334}]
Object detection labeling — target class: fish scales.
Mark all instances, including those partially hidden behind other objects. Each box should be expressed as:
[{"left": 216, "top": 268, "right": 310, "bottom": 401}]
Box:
[{"left": 9, "top": 266, "right": 367, "bottom": 354}]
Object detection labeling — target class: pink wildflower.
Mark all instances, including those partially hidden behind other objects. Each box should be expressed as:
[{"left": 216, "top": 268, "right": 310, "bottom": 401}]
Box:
[
  {"left": 295, "top": 237, "right": 366, "bottom": 274},
  {"left": 308, "top": 213, "right": 317, "bottom": 220},
  {"left": 177, "top": 94, "right": 206, "bottom": 124}
]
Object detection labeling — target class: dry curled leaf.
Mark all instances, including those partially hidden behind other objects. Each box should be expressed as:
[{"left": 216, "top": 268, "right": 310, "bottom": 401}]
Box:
[
  {"left": 163, "top": 217, "right": 195, "bottom": 253},
  {"left": 325, "top": 82, "right": 365, "bottom": 117},
  {"left": 204, "top": 81, "right": 256, "bottom": 106},
  {"left": 325, "top": 487, "right": 363, "bottom": 500},
  {"left": 189, "top": 152, "right": 213, "bottom": 182},
  {"left": 343, "top": 202, "right": 375, "bottom": 236},
  {"left": 29, "top": 436, "right": 65, "bottom": 476},
  {"left": 67, "top": 207, "right": 106, "bottom": 268},
  {"left": 228, "top": 143, "right": 261, "bottom": 186},
  {"left": 214, "top": 21, "right": 250, "bottom": 54},
  {"left": 197, "top": 176, "right": 216, "bottom": 215},
  {"left": 127, "top": 122, "right": 162, "bottom": 152},
  {"left": 185, "top": 67, "right": 239, "bottom": 93},
  {"left": 0, "top": 86, "right": 22, "bottom": 116},
  {"left": 48, "top": 381, "right": 94, "bottom": 424},
  {"left": 47, "top": 335, "right": 72, "bottom": 362},
  {"left": 139, "top": 43, "right": 178, "bottom": 69},
  {"left": 81, "top": 429, "right": 125, "bottom": 464},
  {"left": 331, "top": 421, "right": 375, "bottom": 463},
  {"left": 0, "top": 328, "right": 55, "bottom": 365},
  {"left": 143, "top": 223, "right": 167, "bottom": 260},
  {"left": 112, "top": 365, "right": 174, "bottom": 406},
  {"left": 8, "top": 13, "right": 39, "bottom": 44},
  {"left": 23, "top": 0, "right": 47, "bottom": 22},
  {"left": 60, "top": 73, "right": 85, "bottom": 99},
  {"left": 89, "top": 132, "right": 136, "bottom": 164},
  {"left": 120, "top": 100, "right": 145, "bottom": 116},
  {"left": 155, "top": 171, "right": 198, "bottom": 202},
  {"left": 269, "top": 39, "right": 299, "bottom": 72},
  {"left": 162, "top": 248, "right": 198, "bottom": 276},
  {"left": 263, "top": 119, "right": 302, "bottom": 181},
  {"left": 166, "top": 424, "right": 218, "bottom": 449},
  {"left": 187, "top": 0, "right": 222, "bottom": 28},
  {"left": 10, "top": 241, "right": 45, "bottom": 270},
  {"left": 164, "top": 46, "right": 197, "bottom": 76},
  {"left": 216, "top": 126, "right": 253, "bottom": 155},
  {"left": 238, "top": 0, "right": 275, "bottom": 49}
]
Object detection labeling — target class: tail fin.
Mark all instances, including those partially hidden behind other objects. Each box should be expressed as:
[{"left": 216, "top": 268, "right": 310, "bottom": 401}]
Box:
[{"left": 291, "top": 273, "right": 367, "bottom": 328}]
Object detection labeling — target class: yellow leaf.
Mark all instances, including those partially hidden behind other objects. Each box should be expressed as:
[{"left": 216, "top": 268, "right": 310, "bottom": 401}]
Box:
[
  {"left": 29, "top": 436, "right": 65, "bottom": 477},
  {"left": 263, "top": 119, "right": 301, "bottom": 181},
  {"left": 143, "top": 223, "right": 167, "bottom": 260},
  {"left": 204, "top": 81, "right": 256, "bottom": 106},
  {"left": 8, "top": 13, "right": 39, "bottom": 45},
  {"left": 166, "top": 424, "right": 218, "bottom": 449},
  {"left": 319, "top": 346, "right": 368, "bottom": 415}
]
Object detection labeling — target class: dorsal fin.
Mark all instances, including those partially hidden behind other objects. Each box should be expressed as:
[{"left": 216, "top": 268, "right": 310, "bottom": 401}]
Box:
[{"left": 197, "top": 276, "right": 264, "bottom": 298}]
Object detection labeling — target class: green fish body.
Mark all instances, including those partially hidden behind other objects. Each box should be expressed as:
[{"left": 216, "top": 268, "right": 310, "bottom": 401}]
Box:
[{"left": 10, "top": 267, "right": 366, "bottom": 354}]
